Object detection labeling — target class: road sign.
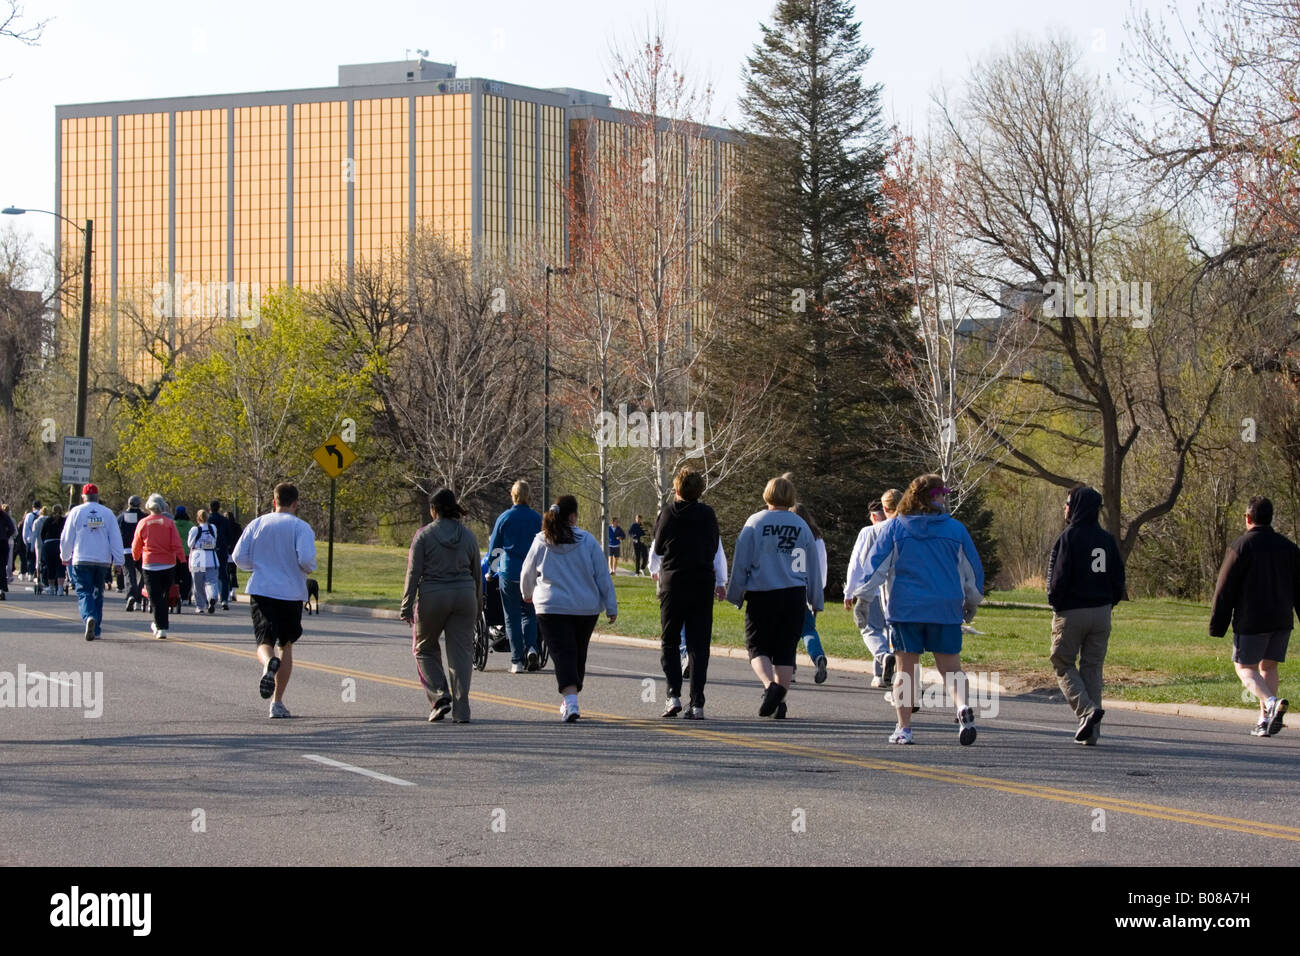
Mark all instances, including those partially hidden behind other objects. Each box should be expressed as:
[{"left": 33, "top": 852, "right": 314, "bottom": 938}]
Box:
[
  {"left": 312, "top": 435, "right": 357, "bottom": 478},
  {"left": 60, "top": 436, "right": 93, "bottom": 485}
]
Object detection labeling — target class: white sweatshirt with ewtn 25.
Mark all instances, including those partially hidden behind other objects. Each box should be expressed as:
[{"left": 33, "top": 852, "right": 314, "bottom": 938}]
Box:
[{"left": 520, "top": 528, "right": 617, "bottom": 617}]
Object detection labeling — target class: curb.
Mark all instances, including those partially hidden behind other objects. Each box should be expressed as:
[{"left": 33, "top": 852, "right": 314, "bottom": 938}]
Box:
[{"left": 320, "top": 602, "right": 1256, "bottom": 723}]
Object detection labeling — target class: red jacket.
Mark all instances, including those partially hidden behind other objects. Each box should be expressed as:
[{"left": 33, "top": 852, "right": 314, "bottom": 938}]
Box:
[{"left": 131, "top": 514, "right": 186, "bottom": 567}]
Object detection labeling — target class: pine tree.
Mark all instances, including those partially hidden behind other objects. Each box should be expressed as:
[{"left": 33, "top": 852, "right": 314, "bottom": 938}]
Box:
[{"left": 731, "top": 0, "right": 911, "bottom": 573}]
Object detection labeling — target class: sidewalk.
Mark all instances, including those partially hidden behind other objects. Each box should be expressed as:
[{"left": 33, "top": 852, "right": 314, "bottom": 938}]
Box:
[{"left": 319, "top": 600, "right": 1257, "bottom": 725}]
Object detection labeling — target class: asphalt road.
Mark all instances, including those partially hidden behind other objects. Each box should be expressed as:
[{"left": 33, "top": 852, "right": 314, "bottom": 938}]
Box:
[{"left": 1, "top": 584, "right": 1297, "bottom": 866}]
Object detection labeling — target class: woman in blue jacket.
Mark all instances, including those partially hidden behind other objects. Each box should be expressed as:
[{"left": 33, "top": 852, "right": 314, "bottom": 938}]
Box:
[
  {"left": 487, "top": 480, "right": 543, "bottom": 673},
  {"left": 854, "top": 474, "right": 984, "bottom": 746}
]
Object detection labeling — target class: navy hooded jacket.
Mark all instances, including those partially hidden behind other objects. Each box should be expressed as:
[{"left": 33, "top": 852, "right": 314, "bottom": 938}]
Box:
[{"left": 1046, "top": 487, "right": 1126, "bottom": 612}]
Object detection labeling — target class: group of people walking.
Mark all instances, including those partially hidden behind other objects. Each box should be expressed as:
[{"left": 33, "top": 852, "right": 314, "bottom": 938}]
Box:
[{"left": 20, "top": 469, "right": 1289, "bottom": 741}]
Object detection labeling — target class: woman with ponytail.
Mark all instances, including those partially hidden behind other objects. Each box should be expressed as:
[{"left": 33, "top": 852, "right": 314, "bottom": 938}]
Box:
[{"left": 520, "top": 495, "right": 617, "bottom": 722}]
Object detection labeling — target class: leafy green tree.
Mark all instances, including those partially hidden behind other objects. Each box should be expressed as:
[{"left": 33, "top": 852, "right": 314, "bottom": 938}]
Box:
[{"left": 113, "top": 290, "right": 367, "bottom": 518}]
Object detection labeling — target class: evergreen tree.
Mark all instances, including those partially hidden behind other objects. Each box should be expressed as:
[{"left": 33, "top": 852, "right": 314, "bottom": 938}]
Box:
[{"left": 732, "top": 0, "right": 911, "bottom": 571}]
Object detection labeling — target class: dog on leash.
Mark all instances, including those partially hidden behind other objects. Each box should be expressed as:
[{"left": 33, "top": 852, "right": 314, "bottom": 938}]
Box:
[{"left": 305, "top": 577, "right": 319, "bottom": 615}]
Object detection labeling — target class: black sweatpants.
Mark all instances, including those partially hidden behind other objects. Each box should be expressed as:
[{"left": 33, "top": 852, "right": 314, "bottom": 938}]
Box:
[
  {"left": 633, "top": 541, "right": 648, "bottom": 574},
  {"left": 144, "top": 567, "right": 175, "bottom": 631},
  {"left": 660, "top": 580, "right": 714, "bottom": 708},
  {"left": 539, "top": 613, "right": 598, "bottom": 694}
]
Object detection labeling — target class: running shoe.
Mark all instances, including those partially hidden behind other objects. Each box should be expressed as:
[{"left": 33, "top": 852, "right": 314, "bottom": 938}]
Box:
[
  {"left": 774, "top": 701, "right": 788, "bottom": 719},
  {"left": 208, "top": 599, "right": 216, "bottom": 614},
  {"left": 84, "top": 618, "right": 96, "bottom": 642},
  {"left": 682, "top": 706, "right": 704, "bottom": 720},
  {"left": 888, "top": 725, "right": 913, "bottom": 745},
  {"left": 526, "top": 649, "right": 540, "bottom": 672},
  {"left": 561, "top": 699, "right": 580, "bottom": 723},
  {"left": 662, "top": 697, "right": 682, "bottom": 718},
  {"left": 814, "top": 655, "right": 828, "bottom": 684},
  {"left": 871, "top": 676, "right": 883, "bottom": 688},
  {"left": 1075, "top": 707, "right": 1104, "bottom": 742},
  {"left": 882, "top": 653, "right": 896, "bottom": 686},
  {"left": 509, "top": 663, "right": 524, "bottom": 674},
  {"left": 259, "top": 656, "right": 280, "bottom": 699},
  {"left": 1266, "top": 697, "right": 1289, "bottom": 736},
  {"left": 1251, "top": 720, "right": 1270, "bottom": 737},
  {"left": 155, "top": 629, "right": 167, "bottom": 640},
  {"left": 956, "top": 706, "right": 977, "bottom": 745},
  {"left": 429, "top": 698, "right": 452, "bottom": 722},
  {"left": 125, "top": 597, "right": 136, "bottom": 612},
  {"left": 758, "top": 681, "right": 787, "bottom": 717},
  {"left": 269, "top": 701, "right": 290, "bottom": 718},
  {"left": 222, "top": 602, "right": 229, "bottom": 610}
]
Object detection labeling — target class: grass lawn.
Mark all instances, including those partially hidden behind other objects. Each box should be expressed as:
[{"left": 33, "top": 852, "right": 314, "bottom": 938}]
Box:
[{"left": 322, "top": 543, "right": 1293, "bottom": 709}]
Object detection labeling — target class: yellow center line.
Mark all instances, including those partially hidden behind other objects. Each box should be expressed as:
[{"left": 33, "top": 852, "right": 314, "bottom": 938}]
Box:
[{"left": 6, "top": 601, "right": 1300, "bottom": 842}]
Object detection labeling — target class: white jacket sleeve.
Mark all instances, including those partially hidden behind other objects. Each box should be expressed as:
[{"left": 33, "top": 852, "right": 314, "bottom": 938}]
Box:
[{"left": 713, "top": 540, "right": 728, "bottom": 587}]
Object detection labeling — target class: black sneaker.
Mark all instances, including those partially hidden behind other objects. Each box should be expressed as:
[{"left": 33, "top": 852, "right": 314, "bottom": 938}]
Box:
[
  {"left": 1075, "top": 707, "right": 1104, "bottom": 743},
  {"left": 125, "top": 597, "right": 136, "bottom": 612},
  {"left": 882, "top": 653, "right": 896, "bottom": 686},
  {"left": 1267, "top": 698, "right": 1289, "bottom": 736},
  {"left": 208, "top": 598, "right": 216, "bottom": 614},
  {"left": 428, "top": 698, "right": 452, "bottom": 722},
  {"left": 774, "top": 701, "right": 788, "bottom": 719},
  {"left": 758, "top": 682, "right": 787, "bottom": 717},
  {"left": 814, "top": 655, "right": 828, "bottom": 684},
  {"left": 526, "top": 649, "right": 540, "bottom": 672},
  {"left": 662, "top": 697, "right": 682, "bottom": 718},
  {"left": 259, "top": 656, "right": 280, "bottom": 699},
  {"left": 84, "top": 618, "right": 96, "bottom": 642}
]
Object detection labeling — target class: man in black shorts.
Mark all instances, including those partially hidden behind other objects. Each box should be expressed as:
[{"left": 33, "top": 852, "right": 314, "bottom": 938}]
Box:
[
  {"left": 1210, "top": 495, "right": 1296, "bottom": 737},
  {"left": 231, "top": 483, "right": 318, "bottom": 718}
]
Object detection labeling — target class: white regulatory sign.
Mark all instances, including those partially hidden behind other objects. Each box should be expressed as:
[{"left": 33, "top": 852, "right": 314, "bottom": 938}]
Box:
[{"left": 60, "top": 436, "right": 93, "bottom": 485}]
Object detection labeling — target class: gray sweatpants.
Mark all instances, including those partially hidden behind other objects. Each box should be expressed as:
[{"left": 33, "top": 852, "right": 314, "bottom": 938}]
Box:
[
  {"left": 1050, "top": 604, "right": 1111, "bottom": 717},
  {"left": 412, "top": 587, "right": 478, "bottom": 721}
]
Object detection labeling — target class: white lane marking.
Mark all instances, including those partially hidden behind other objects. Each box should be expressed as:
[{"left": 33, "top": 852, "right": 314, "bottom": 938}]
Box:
[{"left": 302, "top": 754, "right": 415, "bottom": 786}]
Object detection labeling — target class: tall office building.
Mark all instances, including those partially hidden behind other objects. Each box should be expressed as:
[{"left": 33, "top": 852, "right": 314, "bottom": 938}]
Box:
[{"left": 55, "top": 60, "right": 736, "bottom": 380}]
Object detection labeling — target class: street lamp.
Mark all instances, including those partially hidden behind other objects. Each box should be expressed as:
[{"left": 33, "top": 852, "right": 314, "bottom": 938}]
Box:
[
  {"left": 543, "top": 264, "right": 571, "bottom": 510},
  {"left": 2, "top": 206, "right": 93, "bottom": 439},
  {"left": 4, "top": 206, "right": 93, "bottom": 509}
]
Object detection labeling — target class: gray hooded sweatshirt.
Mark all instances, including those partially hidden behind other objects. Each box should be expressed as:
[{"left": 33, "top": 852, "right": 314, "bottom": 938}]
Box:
[{"left": 400, "top": 518, "right": 481, "bottom": 618}]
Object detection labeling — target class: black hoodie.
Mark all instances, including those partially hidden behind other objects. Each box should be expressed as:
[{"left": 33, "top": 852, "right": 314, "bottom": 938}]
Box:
[
  {"left": 1046, "top": 487, "right": 1126, "bottom": 612},
  {"left": 651, "top": 498, "right": 719, "bottom": 592}
]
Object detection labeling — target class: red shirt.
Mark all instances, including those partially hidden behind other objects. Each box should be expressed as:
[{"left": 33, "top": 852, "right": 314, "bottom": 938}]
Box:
[{"left": 131, "top": 514, "right": 186, "bottom": 567}]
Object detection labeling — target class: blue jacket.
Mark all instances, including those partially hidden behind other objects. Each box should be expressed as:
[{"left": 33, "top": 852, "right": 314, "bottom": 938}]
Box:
[
  {"left": 487, "top": 504, "right": 542, "bottom": 582},
  {"left": 853, "top": 513, "right": 984, "bottom": 626}
]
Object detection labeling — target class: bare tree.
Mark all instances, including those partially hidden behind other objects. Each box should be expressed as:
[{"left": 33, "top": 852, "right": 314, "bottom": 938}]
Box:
[{"left": 940, "top": 35, "right": 1297, "bottom": 558}]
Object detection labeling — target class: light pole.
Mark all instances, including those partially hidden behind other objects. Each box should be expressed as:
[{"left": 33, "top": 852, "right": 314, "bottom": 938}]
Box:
[
  {"left": 4, "top": 206, "right": 93, "bottom": 507},
  {"left": 543, "top": 264, "right": 570, "bottom": 510}
]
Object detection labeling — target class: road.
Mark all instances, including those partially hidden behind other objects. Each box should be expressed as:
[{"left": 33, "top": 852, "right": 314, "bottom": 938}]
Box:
[{"left": 1, "top": 584, "right": 1297, "bottom": 866}]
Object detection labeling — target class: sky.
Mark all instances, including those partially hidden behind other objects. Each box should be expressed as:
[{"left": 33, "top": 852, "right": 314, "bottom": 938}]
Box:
[{"left": 0, "top": 0, "right": 1197, "bottom": 253}]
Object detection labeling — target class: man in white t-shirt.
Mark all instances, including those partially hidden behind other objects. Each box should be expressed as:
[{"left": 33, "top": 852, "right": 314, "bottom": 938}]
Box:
[{"left": 231, "top": 482, "right": 317, "bottom": 718}]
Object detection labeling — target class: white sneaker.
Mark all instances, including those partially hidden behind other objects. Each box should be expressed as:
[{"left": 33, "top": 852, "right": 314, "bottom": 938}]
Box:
[
  {"left": 269, "top": 701, "right": 290, "bottom": 718},
  {"left": 871, "top": 675, "right": 883, "bottom": 688},
  {"left": 888, "top": 725, "right": 913, "bottom": 744},
  {"left": 155, "top": 629, "right": 167, "bottom": 640},
  {"left": 560, "top": 697, "right": 580, "bottom": 723},
  {"left": 509, "top": 663, "right": 523, "bottom": 674}
]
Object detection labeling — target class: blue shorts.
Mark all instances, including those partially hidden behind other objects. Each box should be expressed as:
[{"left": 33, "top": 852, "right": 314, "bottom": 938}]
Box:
[{"left": 890, "top": 622, "right": 962, "bottom": 656}]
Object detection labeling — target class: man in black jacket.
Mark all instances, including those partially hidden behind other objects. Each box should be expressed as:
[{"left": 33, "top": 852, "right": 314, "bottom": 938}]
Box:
[
  {"left": 652, "top": 468, "right": 723, "bottom": 720},
  {"left": 1209, "top": 495, "right": 1295, "bottom": 737},
  {"left": 208, "top": 499, "right": 233, "bottom": 609},
  {"left": 1047, "top": 486, "right": 1126, "bottom": 745},
  {"left": 118, "top": 495, "right": 148, "bottom": 610}
]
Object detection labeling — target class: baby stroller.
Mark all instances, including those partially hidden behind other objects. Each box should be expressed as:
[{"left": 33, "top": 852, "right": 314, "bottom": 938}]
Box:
[{"left": 36, "top": 537, "right": 67, "bottom": 596}]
